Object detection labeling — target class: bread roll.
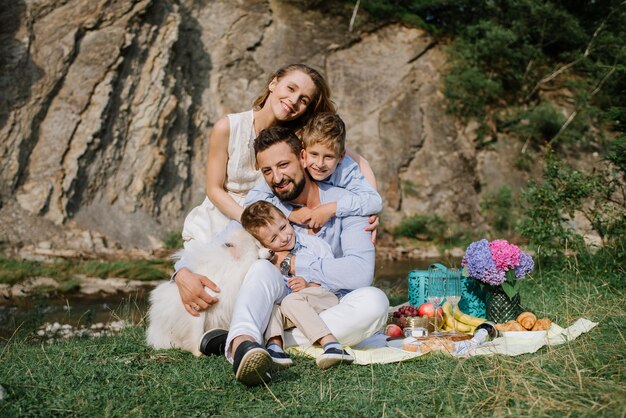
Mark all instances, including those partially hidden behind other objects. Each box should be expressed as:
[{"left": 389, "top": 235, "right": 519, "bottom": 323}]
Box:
[
  {"left": 497, "top": 320, "right": 526, "bottom": 332},
  {"left": 531, "top": 317, "right": 552, "bottom": 331},
  {"left": 516, "top": 312, "right": 537, "bottom": 330}
]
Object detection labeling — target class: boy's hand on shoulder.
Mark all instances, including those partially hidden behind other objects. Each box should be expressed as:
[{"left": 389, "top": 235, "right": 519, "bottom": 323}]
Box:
[
  {"left": 289, "top": 207, "right": 313, "bottom": 226},
  {"left": 308, "top": 202, "right": 337, "bottom": 229},
  {"left": 288, "top": 276, "right": 307, "bottom": 292}
]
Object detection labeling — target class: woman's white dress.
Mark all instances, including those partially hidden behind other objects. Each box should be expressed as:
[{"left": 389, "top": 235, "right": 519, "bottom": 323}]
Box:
[{"left": 181, "top": 110, "right": 260, "bottom": 246}]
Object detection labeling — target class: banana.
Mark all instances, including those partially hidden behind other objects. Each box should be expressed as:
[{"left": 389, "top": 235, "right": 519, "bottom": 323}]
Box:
[
  {"left": 451, "top": 304, "right": 486, "bottom": 327},
  {"left": 442, "top": 302, "right": 475, "bottom": 333}
]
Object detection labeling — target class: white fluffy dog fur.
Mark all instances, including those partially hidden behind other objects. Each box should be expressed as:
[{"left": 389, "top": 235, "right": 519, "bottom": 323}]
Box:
[{"left": 146, "top": 228, "right": 271, "bottom": 356}]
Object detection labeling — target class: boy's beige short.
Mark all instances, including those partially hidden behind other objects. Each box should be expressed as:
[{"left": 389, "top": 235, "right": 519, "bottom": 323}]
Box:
[{"left": 265, "top": 286, "right": 339, "bottom": 345}]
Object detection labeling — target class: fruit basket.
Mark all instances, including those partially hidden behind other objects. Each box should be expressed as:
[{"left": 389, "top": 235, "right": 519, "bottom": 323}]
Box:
[
  {"left": 396, "top": 315, "right": 429, "bottom": 329},
  {"left": 389, "top": 305, "right": 446, "bottom": 333}
]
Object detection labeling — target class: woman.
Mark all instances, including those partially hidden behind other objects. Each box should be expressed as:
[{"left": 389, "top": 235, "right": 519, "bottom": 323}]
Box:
[{"left": 175, "top": 64, "right": 376, "bottom": 316}]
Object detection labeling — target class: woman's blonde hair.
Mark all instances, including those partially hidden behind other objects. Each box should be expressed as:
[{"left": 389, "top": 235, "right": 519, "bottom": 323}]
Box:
[{"left": 252, "top": 64, "right": 336, "bottom": 129}]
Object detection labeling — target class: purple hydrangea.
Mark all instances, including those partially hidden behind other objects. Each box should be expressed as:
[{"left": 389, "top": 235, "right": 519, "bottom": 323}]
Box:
[
  {"left": 515, "top": 252, "right": 534, "bottom": 279},
  {"left": 462, "top": 239, "right": 533, "bottom": 286},
  {"left": 461, "top": 239, "right": 505, "bottom": 285}
]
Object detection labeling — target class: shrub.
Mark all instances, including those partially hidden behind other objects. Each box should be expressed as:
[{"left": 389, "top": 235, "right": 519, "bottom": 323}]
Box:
[
  {"left": 163, "top": 231, "right": 183, "bottom": 249},
  {"left": 401, "top": 179, "right": 420, "bottom": 198},
  {"left": 519, "top": 150, "right": 625, "bottom": 259},
  {"left": 392, "top": 214, "right": 446, "bottom": 241},
  {"left": 444, "top": 65, "right": 502, "bottom": 119}
]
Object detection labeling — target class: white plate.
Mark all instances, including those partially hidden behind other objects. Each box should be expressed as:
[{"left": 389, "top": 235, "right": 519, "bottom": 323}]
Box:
[
  {"left": 386, "top": 337, "right": 421, "bottom": 350},
  {"left": 501, "top": 330, "right": 547, "bottom": 344}
]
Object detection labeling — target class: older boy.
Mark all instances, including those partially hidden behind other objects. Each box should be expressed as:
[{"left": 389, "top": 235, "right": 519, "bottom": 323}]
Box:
[
  {"left": 266, "top": 112, "right": 382, "bottom": 230},
  {"left": 241, "top": 200, "right": 354, "bottom": 370}
]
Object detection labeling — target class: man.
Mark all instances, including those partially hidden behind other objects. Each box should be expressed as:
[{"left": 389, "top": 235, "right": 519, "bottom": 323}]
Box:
[{"left": 220, "top": 126, "right": 388, "bottom": 386}]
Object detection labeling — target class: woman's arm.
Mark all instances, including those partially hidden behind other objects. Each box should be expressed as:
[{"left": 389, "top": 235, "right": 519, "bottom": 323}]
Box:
[
  {"left": 345, "top": 147, "right": 377, "bottom": 190},
  {"left": 205, "top": 117, "right": 245, "bottom": 222},
  {"left": 343, "top": 148, "right": 380, "bottom": 242}
]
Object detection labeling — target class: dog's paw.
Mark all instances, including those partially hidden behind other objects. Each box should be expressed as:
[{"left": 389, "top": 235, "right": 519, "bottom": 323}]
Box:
[{"left": 258, "top": 248, "right": 274, "bottom": 260}]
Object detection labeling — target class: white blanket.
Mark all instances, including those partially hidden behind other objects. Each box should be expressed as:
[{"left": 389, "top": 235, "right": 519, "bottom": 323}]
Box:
[{"left": 287, "top": 318, "right": 598, "bottom": 365}]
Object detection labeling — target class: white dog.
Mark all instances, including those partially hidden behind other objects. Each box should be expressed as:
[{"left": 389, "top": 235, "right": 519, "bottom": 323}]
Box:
[{"left": 146, "top": 228, "right": 272, "bottom": 356}]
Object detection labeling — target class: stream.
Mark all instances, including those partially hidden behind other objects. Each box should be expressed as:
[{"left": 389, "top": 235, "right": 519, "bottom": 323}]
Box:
[{"left": 0, "top": 258, "right": 447, "bottom": 339}]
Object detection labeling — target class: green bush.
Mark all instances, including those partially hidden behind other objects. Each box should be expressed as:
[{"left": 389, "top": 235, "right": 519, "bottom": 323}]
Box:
[
  {"left": 401, "top": 179, "right": 420, "bottom": 197},
  {"left": 444, "top": 65, "right": 502, "bottom": 119},
  {"left": 507, "top": 102, "right": 566, "bottom": 145},
  {"left": 392, "top": 214, "right": 446, "bottom": 241},
  {"left": 163, "top": 230, "right": 183, "bottom": 250},
  {"left": 518, "top": 150, "right": 626, "bottom": 259}
]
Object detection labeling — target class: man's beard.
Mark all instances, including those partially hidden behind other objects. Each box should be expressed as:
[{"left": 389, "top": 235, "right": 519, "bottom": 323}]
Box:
[{"left": 272, "top": 175, "right": 305, "bottom": 201}]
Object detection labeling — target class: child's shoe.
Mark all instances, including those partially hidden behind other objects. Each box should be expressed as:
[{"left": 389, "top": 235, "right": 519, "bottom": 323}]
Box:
[
  {"left": 315, "top": 347, "right": 354, "bottom": 370},
  {"left": 267, "top": 345, "right": 293, "bottom": 370}
]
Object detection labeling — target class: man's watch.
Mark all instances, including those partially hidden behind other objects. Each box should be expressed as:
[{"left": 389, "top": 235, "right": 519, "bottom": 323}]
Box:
[{"left": 280, "top": 252, "right": 294, "bottom": 276}]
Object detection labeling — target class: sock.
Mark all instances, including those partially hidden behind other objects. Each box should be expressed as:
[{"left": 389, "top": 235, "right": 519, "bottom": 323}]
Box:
[
  {"left": 323, "top": 342, "right": 341, "bottom": 352},
  {"left": 266, "top": 342, "right": 284, "bottom": 353}
]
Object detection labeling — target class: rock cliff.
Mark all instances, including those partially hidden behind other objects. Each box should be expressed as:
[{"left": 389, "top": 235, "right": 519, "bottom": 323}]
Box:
[{"left": 0, "top": 0, "right": 538, "bottom": 253}]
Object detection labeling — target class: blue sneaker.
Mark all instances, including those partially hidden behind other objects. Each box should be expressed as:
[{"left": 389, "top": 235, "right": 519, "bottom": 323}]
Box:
[
  {"left": 316, "top": 347, "right": 354, "bottom": 370},
  {"left": 267, "top": 347, "right": 293, "bottom": 370}
]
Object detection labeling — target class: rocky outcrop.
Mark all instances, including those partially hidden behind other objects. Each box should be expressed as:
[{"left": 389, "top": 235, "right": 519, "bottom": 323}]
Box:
[{"left": 1, "top": 0, "right": 540, "bottom": 253}]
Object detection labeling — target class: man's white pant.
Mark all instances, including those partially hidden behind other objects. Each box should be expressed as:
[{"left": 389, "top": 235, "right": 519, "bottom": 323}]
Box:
[{"left": 225, "top": 259, "right": 389, "bottom": 361}]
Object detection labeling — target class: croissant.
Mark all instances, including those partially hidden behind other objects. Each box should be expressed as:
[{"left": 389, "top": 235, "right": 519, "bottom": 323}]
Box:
[
  {"left": 495, "top": 320, "right": 525, "bottom": 332},
  {"left": 516, "top": 312, "right": 537, "bottom": 330},
  {"left": 531, "top": 318, "right": 552, "bottom": 331}
]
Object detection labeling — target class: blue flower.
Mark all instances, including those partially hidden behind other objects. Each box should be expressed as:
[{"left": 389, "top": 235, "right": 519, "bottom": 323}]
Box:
[
  {"left": 515, "top": 252, "right": 534, "bottom": 279},
  {"left": 462, "top": 239, "right": 504, "bottom": 285}
]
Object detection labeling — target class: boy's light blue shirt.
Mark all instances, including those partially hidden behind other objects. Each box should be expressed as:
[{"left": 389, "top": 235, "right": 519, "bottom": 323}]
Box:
[
  {"left": 263, "top": 155, "right": 382, "bottom": 218},
  {"left": 245, "top": 181, "right": 375, "bottom": 297},
  {"left": 283, "top": 230, "right": 336, "bottom": 292}
]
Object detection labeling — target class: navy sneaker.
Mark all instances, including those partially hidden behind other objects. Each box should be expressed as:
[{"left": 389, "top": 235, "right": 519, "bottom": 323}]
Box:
[
  {"left": 199, "top": 329, "right": 228, "bottom": 356},
  {"left": 266, "top": 347, "right": 293, "bottom": 370},
  {"left": 315, "top": 347, "right": 354, "bottom": 370},
  {"left": 232, "top": 341, "right": 272, "bottom": 386}
]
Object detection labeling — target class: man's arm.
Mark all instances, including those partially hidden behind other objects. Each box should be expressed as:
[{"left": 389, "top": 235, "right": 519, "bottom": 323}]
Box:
[{"left": 294, "top": 215, "right": 375, "bottom": 291}]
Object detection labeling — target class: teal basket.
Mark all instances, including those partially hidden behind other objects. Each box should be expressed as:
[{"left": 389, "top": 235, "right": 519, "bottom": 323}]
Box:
[{"left": 407, "top": 263, "right": 487, "bottom": 318}]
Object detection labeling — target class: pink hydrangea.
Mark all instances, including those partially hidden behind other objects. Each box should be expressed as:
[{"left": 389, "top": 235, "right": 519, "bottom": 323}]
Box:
[{"left": 489, "top": 239, "right": 521, "bottom": 271}]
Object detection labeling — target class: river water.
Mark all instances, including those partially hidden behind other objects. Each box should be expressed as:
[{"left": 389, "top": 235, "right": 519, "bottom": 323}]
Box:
[{"left": 0, "top": 258, "right": 444, "bottom": 339}]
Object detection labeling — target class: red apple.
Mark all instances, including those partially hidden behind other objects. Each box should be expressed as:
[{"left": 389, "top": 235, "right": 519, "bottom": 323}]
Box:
[
  {"left": 384, "top": 324, "right": 403, "bottom": 338},
  {"left": 417, "top": 302, "right": 444, "bottom": 319}
]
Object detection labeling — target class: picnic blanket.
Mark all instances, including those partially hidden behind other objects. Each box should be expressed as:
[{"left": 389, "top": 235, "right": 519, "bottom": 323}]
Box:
[{"left": 287, "top": 318, "right": 598, "bottom": 365}]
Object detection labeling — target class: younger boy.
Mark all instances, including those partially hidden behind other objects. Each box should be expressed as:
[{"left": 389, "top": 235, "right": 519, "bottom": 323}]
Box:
[{"left": 240, "top": 200, "right": 355, "bottom": 370}]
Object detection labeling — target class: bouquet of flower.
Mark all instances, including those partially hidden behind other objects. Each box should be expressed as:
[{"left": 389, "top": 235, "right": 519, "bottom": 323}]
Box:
[{"left": 461, "top": 239, "right": 534, "bottom": 299}]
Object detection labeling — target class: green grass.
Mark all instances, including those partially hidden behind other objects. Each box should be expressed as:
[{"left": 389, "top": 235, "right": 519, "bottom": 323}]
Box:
[
  {"left": 1, "top": 265, "right": 624, "bottom": 416},
  {"left": 0, "top": 258, "right": 172, "bottom": 286}
]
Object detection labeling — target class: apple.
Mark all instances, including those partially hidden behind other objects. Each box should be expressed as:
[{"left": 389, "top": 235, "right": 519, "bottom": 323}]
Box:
[
  {"left": 417, "top": 302, "right": 444, "bottom": 319},
  {"left": 384, "top": 324, "right": 403, "bottom": 338}
]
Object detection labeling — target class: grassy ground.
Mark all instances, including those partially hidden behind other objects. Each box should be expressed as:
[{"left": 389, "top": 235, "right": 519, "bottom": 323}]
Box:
[
  {"left": 0, "top": 258, "right": 172, "bottom": 286},
  {"left": 1, "top": 263, "right": 624, "bottom": 417}
]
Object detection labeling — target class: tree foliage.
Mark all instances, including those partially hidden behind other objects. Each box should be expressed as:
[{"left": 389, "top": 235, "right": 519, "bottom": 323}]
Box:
[
  {"left": 518, "top": 150, "right": 626, "bottom": 259},
  {"left": 296, "top": 0, "right": 626, "bottom": 257}
]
